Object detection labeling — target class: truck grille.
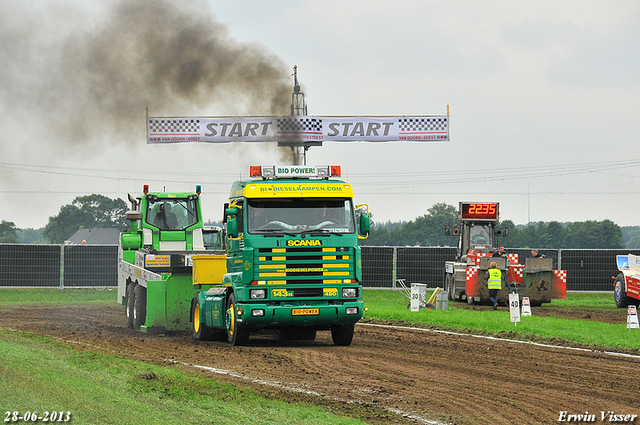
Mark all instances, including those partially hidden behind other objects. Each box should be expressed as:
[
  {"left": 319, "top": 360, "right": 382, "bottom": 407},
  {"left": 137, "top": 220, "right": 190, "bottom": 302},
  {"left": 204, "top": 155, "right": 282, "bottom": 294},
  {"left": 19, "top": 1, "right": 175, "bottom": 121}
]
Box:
[
  {"left": 289, "top": 288, "right": 324, "bottom": 297},
  {"left": 255, "top": 246, "right": 354, "bottom": 284}
]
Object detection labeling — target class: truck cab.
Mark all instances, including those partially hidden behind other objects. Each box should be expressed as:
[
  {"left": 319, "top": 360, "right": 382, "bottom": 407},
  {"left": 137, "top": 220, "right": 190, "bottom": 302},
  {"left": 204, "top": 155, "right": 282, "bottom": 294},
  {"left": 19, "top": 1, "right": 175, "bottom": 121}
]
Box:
[
  {"left": 460, "top": 221, "right": 497, "bottom": 260},
  {"left": 193, "top": 165, "right": 371, "bottom": 346},
  {"left": 124, "top": 187, "right": 205, "bottom": 252}
]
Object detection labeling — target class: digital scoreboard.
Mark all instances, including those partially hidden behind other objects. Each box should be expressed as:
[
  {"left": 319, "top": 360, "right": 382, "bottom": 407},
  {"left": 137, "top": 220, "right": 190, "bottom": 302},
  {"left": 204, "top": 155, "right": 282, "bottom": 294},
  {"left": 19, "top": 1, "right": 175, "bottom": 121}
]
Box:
[{"left": 460, "top": 202, "right": 499, "bottom": 221}]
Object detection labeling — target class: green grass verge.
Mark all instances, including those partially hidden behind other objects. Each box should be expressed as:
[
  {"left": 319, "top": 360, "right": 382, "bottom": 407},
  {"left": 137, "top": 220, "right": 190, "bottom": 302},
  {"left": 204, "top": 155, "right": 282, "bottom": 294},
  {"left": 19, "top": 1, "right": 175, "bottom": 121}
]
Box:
[
  {"left": 546, "top": 291, "right": 615, "bottom": 309},
  {"left": 362, "top": 289, "right": 640, "bottom": 351},
  {"left": 0, "top": 288, "right": 117, "bottom": 304},
  {"left": 0, "top": 330, "right": 367, "bottom": 425}
]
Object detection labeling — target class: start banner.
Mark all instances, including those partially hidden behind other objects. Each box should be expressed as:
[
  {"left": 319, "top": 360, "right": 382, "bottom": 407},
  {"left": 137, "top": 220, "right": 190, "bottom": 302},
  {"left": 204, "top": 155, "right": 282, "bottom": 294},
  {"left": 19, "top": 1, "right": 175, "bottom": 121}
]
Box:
[{"left": 146, "top": 116, "right": 449, "bottom": 144}]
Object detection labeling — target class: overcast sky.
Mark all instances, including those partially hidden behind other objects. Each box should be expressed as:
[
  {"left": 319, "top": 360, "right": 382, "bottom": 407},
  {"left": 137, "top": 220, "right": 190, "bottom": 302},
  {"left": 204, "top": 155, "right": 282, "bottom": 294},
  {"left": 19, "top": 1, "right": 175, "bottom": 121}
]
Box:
[{"left": 1, "top": 0, "right": 639, "bottom": 230}]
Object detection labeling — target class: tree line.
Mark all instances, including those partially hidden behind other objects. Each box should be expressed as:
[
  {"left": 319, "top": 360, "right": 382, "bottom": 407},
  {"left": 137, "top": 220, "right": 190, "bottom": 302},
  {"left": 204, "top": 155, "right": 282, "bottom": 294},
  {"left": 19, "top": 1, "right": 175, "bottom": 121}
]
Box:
[
  {"left": 1, "top": 194, "right": 128, "bottom": 244},
  {"left": 0, "top": 197, "right": 637, "bottom": 249},
  {"left": 362, "top": 202, "right": 629, "bottom": 249}
]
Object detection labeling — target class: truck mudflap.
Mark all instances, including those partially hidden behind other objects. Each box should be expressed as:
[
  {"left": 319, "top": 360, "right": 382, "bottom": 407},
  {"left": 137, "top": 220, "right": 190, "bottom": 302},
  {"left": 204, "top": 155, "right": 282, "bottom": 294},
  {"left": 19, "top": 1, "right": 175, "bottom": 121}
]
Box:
[{"left": 236, "top": 301, "right": 363, "bottom": 329}]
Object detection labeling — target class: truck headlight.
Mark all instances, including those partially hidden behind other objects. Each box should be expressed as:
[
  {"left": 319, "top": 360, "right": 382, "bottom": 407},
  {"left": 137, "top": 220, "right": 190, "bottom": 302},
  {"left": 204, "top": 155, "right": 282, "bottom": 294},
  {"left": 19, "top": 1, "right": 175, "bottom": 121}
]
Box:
[
  {"left": 342, "top": 288, "right": 358, "bottom": 298},
  {"left": 251, "top": 309, "right": 265, "bottom": 317},
  {"left": 345, "top": 307, "right": 359, "bottom": 315},
  {"left": 250, "top": 289, "right": 267, "bottom": 299}
]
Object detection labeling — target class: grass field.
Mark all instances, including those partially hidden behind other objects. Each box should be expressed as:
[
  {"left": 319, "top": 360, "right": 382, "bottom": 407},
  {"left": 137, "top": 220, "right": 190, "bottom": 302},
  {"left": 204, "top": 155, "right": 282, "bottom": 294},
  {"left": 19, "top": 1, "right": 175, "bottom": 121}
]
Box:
[
  {"left": 0, "top": 288, "right": 636, "bottom": 424},
  {"left": 363, "top": 289, "right": 639, "bottom": 351},
  {"left": 0, "top": 287, "right": 116, "bottom": 304},
  {"left": 0, "top": 330, "right": 367, "bottom": 425}
]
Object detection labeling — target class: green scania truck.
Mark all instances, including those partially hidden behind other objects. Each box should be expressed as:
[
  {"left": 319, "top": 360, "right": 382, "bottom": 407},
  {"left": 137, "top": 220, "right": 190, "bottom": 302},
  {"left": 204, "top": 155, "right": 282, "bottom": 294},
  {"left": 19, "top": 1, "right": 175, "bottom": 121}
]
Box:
[{"left": 118, "top": 165, "right": 370, "bottom": 346}]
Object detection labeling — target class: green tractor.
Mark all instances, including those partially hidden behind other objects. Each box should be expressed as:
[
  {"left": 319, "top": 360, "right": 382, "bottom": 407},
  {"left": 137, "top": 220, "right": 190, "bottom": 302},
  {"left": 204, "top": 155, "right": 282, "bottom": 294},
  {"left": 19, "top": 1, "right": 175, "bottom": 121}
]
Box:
[{"left": 117, "top": 185, "right": 225, "bottom": 334}]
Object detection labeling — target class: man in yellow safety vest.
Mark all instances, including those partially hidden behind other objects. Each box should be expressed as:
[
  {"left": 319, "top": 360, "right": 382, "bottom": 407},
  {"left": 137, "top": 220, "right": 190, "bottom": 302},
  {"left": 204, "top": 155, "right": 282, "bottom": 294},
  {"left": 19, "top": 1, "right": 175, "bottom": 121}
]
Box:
[{"left": 486, "top": 261, "right": 502, "bottom": 310}]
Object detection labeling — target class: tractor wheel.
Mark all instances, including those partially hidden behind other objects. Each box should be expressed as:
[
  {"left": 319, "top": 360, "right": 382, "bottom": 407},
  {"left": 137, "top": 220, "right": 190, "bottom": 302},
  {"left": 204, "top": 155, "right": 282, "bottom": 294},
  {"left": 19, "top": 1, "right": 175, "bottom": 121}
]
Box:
[
  {"left": 614, "top": 273, "right": 633, "bottom": 308},
  {"left": 445, "top": 273, "right": 455, "bottom": 301},
  {"left": 191, "top": 299, "right": 214, "bottom": 341},
  {"left": 331, "top": 324, "right": 355, "bottom": 346},
  {"left": 226, "top": 293, "right": 250, "bottom": 346},
  {"left": 125, "top": 282, "right": 135, "bottom": 329},
  {"left": 132, "top": 284, "right": 146, "bottom": 330}
]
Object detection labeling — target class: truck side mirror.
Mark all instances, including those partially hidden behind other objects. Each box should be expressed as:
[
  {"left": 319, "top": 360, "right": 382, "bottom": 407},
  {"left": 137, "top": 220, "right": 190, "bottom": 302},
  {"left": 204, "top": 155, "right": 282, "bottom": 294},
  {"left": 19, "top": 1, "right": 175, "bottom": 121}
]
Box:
[
  {"left": 504, "top": 227, "right": 509, "bottom": 237},
  {"left": 226, "top": 216, "right": 238, "bottom": 239},
  {"left": 359, "top": 213, "right": 370, "bottom": 237},
  {"left": 225, "top": 207, "right": 239, "bottom": 238},
  {"left": 222, "top": 203, "right": 229, "bottom": 223}
]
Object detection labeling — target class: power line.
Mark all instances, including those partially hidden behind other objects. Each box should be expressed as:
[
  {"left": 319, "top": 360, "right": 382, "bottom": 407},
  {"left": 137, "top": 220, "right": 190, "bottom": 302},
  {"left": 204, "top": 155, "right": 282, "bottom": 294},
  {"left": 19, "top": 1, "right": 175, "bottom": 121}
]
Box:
[{"left": 2, "top": 159, "right": 640, "bottom": 195}]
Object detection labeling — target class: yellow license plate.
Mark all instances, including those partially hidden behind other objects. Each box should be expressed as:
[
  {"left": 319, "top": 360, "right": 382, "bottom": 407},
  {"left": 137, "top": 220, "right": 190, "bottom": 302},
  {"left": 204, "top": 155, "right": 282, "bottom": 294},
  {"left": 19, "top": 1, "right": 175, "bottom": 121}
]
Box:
[{"left": 292, "top": 308, "right": 319, "bottom": 316}]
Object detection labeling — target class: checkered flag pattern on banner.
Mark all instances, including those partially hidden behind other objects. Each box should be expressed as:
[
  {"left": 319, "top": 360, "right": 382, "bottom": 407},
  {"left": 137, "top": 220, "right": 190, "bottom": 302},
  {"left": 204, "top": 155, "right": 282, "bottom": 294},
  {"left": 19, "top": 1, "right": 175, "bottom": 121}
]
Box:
[
  {"left": 277, "top": 117, "right": 323, "bottom": 133},
  {"left": 398, "top": 117, "right": 448, "bottom": 132},
  {"left": 149, "top": 119, "right": 200, "bottom": 133}
]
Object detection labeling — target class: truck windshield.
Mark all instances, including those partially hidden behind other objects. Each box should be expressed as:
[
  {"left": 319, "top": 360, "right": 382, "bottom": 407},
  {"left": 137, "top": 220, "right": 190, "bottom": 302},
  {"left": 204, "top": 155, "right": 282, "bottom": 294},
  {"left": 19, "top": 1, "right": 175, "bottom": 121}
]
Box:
[
  {"left": 147, "top": 198, "right": 199, "bottom": 230},
  {"left": 203, "top": 227, "right": 223, "bottom": 250},
  {"left": 469, "top": 224, "right": 492, "bottom": 247},
  {"left": 247, "top": 198, "right": 356, "bottom": 235}
]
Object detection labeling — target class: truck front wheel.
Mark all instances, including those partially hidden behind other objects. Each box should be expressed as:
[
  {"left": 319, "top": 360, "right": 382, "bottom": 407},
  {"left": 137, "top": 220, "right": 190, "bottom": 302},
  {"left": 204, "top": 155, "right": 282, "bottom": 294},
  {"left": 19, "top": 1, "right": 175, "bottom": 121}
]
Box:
[
  {"left": 331, "top": 324, "right": 355, "bottom": 346},
  {"left": 226, "top": 293, "right": 250, "bottom": 346},
  {"left": 133, "top": 284, "right": 146, "bottom": 330}
]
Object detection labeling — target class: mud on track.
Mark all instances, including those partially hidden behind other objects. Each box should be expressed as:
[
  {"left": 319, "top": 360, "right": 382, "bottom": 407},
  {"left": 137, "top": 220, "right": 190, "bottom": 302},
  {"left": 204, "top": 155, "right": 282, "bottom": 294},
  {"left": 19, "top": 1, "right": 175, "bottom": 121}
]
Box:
[{"left": 1, "top": 303, "right": 639, "bottom": 425}]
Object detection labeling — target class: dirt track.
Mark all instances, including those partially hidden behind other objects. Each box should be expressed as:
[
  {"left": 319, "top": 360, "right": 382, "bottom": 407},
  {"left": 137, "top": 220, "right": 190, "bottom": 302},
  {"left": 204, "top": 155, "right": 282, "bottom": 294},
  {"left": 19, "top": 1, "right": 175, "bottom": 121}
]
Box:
[{"left": 1, "top": 303, "right": 639, "bottom": 425}]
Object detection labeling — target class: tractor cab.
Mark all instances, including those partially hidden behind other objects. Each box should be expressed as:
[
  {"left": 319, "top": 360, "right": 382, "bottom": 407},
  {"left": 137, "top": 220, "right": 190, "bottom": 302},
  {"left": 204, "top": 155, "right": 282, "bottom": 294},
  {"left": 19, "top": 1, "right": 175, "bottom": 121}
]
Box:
[{"left": 447, "top": 202, "right": 503, "bottom": 262}]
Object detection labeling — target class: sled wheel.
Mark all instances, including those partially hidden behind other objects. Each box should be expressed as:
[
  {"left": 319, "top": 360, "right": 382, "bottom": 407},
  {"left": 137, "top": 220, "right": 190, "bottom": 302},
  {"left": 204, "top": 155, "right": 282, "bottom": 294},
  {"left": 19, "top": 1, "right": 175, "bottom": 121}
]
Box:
[
  {"left": 125, "top": 282, "right": 135, "bottom": 329},
  {"left": 132, "top": 284, "right": 146, "bottom": 330}
]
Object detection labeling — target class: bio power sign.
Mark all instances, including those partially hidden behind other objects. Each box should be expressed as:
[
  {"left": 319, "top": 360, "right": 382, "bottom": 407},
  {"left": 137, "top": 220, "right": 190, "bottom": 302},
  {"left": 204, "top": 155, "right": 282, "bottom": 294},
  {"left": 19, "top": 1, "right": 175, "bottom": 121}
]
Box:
[{"left": 146, "top": 116, "right": 449, "bottom": 144}]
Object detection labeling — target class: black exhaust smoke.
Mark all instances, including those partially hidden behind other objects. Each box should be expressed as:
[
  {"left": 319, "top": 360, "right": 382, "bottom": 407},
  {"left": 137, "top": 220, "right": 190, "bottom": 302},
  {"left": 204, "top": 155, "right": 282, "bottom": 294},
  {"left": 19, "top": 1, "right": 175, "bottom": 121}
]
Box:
[{"left": 0, "top": 0, "right": 291, "bottom": 148}]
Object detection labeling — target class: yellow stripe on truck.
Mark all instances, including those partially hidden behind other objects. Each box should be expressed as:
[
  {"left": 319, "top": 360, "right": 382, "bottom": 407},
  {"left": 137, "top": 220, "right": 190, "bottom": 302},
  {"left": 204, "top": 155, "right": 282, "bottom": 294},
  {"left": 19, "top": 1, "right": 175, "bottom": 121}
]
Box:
[{"left": 243, "top": 183, "right": 354, "bottom": 198}]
